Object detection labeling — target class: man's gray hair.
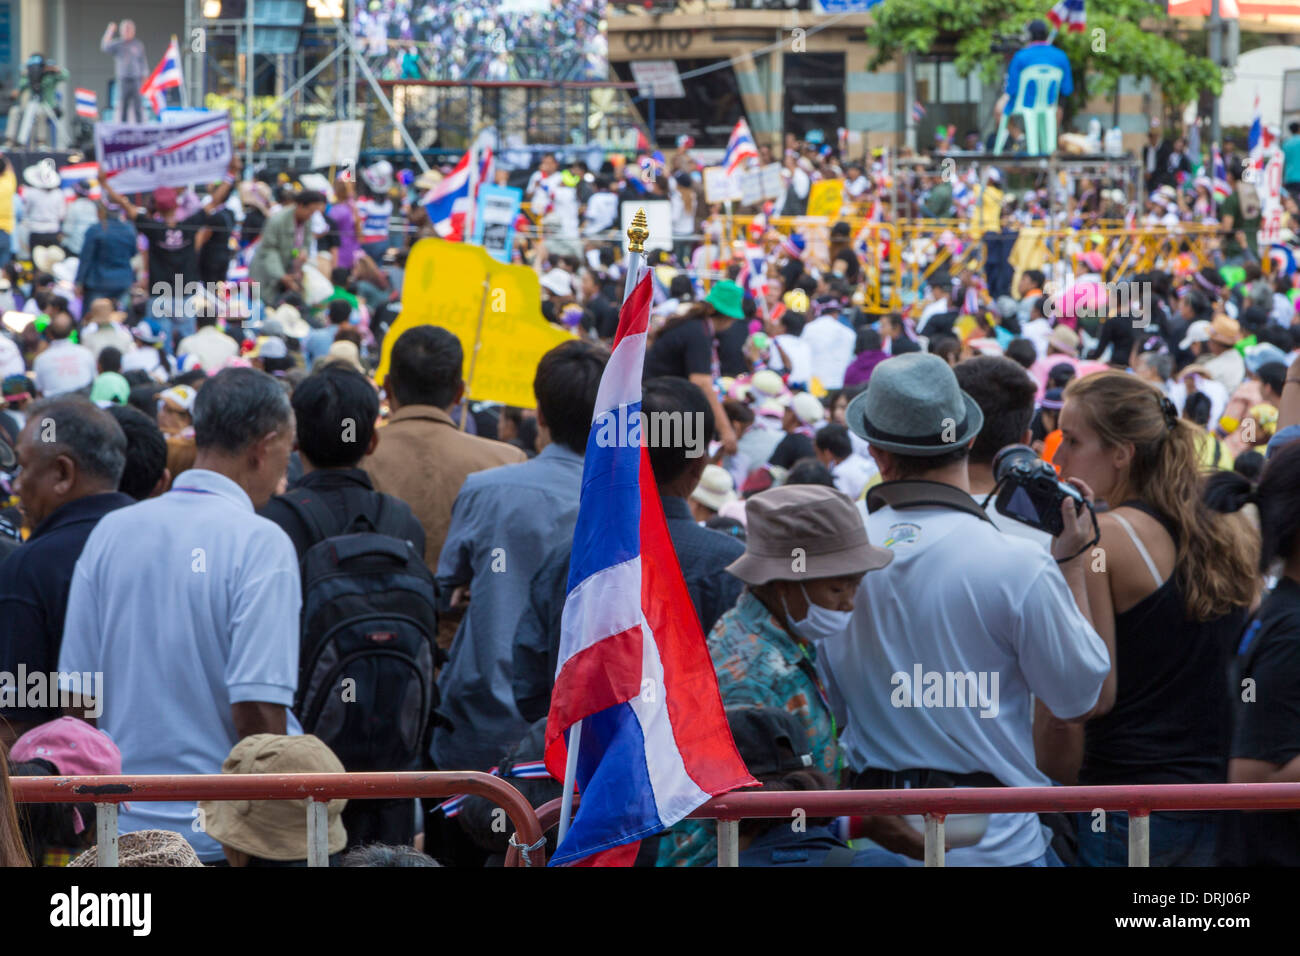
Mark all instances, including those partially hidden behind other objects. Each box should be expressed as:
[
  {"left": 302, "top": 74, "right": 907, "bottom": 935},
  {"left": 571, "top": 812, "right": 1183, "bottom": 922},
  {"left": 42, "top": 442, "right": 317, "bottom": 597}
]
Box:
[
  {"left": 26, "top": 397, "right": 127, "bottom": 485},
  {"left": 193, "top": 367, "right": 293, "bottom": 453}
]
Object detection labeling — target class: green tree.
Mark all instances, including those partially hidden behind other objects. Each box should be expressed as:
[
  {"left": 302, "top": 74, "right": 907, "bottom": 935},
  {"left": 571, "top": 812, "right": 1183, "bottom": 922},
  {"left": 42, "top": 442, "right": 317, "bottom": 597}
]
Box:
[{"left": 867, "top": 0, "right": 1221, "bottom": 127}]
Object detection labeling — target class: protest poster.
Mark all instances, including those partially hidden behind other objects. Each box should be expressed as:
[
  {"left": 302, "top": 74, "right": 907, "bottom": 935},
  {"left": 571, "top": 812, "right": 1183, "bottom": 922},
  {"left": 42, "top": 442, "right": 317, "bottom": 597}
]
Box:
[
  {"left": 311, "top": 120, "right": 365, "bottom": 171},
  {"left": 472, "top": 183, "right": 524, "bottom": 264},
  {"left": 95, "top": 112, "right": 233, "bottom": 192},
  {"left": 760, "top": 162, "right": 784, "bottom": 199},
  {"left": 376, "top": 238, "right": 571, "bottom": 409},
  {"left": 806, "top": 179, "right": 845, "bottom": 219},
  {"left": 703, "top": 165, "right": 741, "bottom": 204}
]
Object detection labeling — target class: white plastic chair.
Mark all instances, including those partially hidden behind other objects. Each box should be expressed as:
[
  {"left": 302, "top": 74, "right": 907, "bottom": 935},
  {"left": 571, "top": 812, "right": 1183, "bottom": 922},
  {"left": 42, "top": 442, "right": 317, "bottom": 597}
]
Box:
[{"left": 994, "top": 64, "right": 1063, "bottom": 156}]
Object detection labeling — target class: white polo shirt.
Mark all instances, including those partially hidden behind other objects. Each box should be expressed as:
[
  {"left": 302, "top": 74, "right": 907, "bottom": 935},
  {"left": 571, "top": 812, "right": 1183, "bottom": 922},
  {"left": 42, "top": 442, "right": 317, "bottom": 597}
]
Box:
[
  {"left": 33, "top": 339, "right": 96, "bottom": 397},
  {"left": 818, "top": 497, "right": 1108, "bottom": 866},
  {"left": 59, "top": 469, "right": 301, "bottom": 862},
  {"left": 801, "top": 315, "right": 857, "bottom": 389}
]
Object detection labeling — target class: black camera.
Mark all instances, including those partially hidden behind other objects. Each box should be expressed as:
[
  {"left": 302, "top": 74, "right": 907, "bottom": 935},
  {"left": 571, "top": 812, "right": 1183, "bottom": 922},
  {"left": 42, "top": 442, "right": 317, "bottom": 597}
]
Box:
[{"left": 990, "top": 444, "right": 1084, "bottom": 537}]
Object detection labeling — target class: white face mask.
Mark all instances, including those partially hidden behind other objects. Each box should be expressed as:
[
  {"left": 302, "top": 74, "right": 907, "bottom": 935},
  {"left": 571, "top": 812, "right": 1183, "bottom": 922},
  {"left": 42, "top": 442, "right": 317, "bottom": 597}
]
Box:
[{"left": 784, "top": 584, "right": 853, "bottom": 643}]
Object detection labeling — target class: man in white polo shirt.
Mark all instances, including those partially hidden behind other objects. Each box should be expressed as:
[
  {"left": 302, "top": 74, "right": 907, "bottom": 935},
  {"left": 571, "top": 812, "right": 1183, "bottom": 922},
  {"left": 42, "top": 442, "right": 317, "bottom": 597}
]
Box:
[
  {"left": 819, "top": 352, "right": 1111, "bottom": 867},
  {"left": 33, "top": 312, "right": 95, "bottom": 397},
  {"left": 60, "top": 367, "right": 300, "bottom": 863}
]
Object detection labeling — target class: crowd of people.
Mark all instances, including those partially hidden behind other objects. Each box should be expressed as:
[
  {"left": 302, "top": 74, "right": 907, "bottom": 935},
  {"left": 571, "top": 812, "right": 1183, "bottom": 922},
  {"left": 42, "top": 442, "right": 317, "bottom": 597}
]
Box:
[
  {"left": 357, "top": 0, "right": 607, "bottom": 82},
  {"left": 2, "top": 114, "right": 1300, "bottom": 868}
]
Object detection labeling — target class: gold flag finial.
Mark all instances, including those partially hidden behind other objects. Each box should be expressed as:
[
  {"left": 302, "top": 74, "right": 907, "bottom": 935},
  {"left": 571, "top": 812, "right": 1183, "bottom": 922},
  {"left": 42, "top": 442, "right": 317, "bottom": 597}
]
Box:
[{"left": 627, "top": 207, "right": 649, "bottom": 254}]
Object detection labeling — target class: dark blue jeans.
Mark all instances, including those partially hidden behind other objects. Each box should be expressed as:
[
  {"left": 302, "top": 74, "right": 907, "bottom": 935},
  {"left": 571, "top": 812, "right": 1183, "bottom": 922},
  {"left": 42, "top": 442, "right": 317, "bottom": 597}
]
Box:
[{"left": 1074, "top": 811, "right": 1219, "bottom": 867}]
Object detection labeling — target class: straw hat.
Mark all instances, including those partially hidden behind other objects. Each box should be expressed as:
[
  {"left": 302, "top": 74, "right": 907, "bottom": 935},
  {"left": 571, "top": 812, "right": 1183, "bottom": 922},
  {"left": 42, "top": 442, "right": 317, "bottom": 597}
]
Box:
[
  {"left": 70, "top": 830, "right": 204, "bottom": 867},
  {"left": 1208, "top": 314, "right": 1241, "bottom": 347}
]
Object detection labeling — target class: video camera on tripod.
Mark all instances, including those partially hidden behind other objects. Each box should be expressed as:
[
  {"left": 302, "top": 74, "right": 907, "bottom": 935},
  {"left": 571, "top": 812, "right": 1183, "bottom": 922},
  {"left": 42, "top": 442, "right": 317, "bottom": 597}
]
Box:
[{"left": 6, "top": 53, "right": 68, "bottom": 149}]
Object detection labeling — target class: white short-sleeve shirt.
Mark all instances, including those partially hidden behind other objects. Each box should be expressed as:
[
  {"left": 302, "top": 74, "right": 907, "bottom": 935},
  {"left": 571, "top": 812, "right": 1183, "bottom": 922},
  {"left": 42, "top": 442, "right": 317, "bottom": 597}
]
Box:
[
  {"left": 59, "top": 469, "right": 301, "bottom": 861},
  {"left": 818, "top": 498, "right": 1108, "bottom": 866}
]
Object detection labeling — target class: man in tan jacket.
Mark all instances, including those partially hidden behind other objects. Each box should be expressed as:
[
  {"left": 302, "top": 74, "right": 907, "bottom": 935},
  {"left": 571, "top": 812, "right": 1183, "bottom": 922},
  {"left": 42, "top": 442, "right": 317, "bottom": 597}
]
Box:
[{"left": 365, "top": 326, "right": 524, "bottom": 569}]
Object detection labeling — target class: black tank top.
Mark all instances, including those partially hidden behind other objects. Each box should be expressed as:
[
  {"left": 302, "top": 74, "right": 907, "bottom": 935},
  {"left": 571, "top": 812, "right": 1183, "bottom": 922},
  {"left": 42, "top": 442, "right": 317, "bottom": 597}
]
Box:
[{"left": 1079, "top": 501, "right": 1244, "bottom": 786}]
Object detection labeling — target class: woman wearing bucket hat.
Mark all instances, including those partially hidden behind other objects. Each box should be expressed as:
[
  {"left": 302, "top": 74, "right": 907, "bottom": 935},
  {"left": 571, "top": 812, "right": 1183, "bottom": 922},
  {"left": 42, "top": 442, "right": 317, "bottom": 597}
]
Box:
[
  {"left": 658, "top": 483, "right": 900, "bottom": 867},
  {"left": 644, "top": 279, "right": 746, "bottom": 455}
]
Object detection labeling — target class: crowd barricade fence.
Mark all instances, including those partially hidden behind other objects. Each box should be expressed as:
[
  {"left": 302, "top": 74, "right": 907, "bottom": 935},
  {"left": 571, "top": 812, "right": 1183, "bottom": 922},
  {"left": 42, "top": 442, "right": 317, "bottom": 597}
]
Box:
[
  {"left": 512, "top": 782, "right": 1300, "bottom": 867},
  {"left": 12, "top": 771, "right": 547, "bottom": 868}
]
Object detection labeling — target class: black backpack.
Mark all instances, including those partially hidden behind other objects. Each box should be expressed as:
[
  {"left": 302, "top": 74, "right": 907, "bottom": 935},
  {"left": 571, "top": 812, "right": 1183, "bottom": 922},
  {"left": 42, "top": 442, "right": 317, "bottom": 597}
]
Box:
[{"left": 280, "top": 490, "right": 442, "bottom": 773}]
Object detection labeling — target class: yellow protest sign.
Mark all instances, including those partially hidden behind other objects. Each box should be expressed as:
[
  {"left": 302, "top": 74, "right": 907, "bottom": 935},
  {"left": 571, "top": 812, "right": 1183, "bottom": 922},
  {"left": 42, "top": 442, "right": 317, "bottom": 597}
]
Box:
[
  {"left": 806, "top": 179, "right": 845, "bottom": 220},
  {"left": 375, "top": 238, "right": 574, "bottom": 409}
]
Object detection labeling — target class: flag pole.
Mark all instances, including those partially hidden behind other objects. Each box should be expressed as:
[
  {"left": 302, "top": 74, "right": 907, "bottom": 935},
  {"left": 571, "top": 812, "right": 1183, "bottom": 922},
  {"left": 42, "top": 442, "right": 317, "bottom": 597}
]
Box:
[{"left": 556, "top": 207, "right": 650, "bottom": 848}]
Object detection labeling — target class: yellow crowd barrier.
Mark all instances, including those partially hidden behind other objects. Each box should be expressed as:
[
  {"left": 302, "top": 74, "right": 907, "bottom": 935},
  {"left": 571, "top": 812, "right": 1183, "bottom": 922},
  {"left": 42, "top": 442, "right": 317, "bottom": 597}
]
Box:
[{"left": 725, "top": 216, "right": 1224, "bottom": 316}]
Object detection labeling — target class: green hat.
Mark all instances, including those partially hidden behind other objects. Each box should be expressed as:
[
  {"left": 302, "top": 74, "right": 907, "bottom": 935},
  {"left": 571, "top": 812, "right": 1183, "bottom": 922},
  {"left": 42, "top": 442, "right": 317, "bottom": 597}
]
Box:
[
  {"left": 705, "top": 280, "right": 745, "bottom": 320},
  {"left": 90, "top": 372, "right": 130, "bottom": 406}
]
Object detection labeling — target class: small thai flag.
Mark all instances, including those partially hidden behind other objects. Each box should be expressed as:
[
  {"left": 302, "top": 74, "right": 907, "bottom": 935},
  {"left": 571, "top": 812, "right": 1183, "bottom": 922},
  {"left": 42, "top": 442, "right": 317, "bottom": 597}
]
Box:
[
  {"left": 723, "top": 118, "right": 760, "bottom": 176},
  {"left": 60, "top": 162, "right": 98, "bottom": 189},
  {"left": 75, "top": 88, "right": 98, "bottom": 120},
  {"left": 1212, "top": 147, "right": 1231, "bottom": 203},
  {"left": 912, "top": 101, "right": 925, "bottom": 123},
  {"left": 1047, "top": 0, "right": 1086, "bottom": 33},
  {"left": 506, "top": 760, "right": 554, "bottom": 780}
]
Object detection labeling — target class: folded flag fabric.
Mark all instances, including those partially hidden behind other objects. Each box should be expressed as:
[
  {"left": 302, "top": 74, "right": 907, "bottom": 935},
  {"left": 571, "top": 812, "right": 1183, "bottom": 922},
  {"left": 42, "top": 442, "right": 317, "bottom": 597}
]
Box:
[{"left": 543, "top": 269, "right": 756, "bottom": 866}]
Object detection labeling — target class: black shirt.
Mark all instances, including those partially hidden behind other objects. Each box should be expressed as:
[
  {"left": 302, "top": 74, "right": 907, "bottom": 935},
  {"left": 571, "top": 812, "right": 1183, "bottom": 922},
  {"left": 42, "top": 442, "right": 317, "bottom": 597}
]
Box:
[
  {"left": 1080, "top": 501, "right": 1244, "bottom": 787},
  {"left": 0, "top": 492, "right": 134, "bottom": 724},
  {"left": 769, "top": 432, "right": 815, "bottom": 469},
  {"left": 644, "top": 318, "right": 714, "bottom": 380},
  {"left": 1218, "top": 578, "right": 1300, "bottom": 865},
  {"left": 137, "top": 210, "right": 210, "bottom": 289},
  {"left": 258, "top": 467, "right": 426, "bottom": 566},
  {"left": 199, "top": 207, "right": 236, "bottom": 286},
  {"left": 716, "top": 317, "right": 751, "bottom": 378}
]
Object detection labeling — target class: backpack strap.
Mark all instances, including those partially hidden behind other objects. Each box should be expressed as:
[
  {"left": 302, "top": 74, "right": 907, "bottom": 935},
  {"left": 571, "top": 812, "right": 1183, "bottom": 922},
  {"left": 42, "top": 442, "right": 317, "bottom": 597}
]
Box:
[{"left": 279, "top": 488, "right": 342, "bottom": 544}]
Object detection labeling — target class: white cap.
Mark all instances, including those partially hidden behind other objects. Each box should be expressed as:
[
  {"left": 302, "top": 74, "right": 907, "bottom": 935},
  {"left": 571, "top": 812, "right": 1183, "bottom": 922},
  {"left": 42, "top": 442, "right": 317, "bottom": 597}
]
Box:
[
  {"left": 540, "top": 268, "right": 573, "bottom": 298},
  {"left": 690, "top": 464, "right": 738, "bottom": 512},
  {"left": 1179, "top": 319, "right": 1213, "bottom": 351},
  {"left": 790, "top": 391, "right": 825, "bottom": 426}
]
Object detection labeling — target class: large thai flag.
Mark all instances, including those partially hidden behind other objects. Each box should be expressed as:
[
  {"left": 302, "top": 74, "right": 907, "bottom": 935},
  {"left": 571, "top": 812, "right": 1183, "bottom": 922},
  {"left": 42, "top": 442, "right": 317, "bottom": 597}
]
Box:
[
  {"left": 723, "top": 118, "right": 759, "bottom": 176},
  {"left": 1047, "top": 0, "right": 1086, "bottom": 32},
  {"left": 141, "top": 37, "right": 184, "bottom": 116},
  {"left": 543, "top": 270, "right": 756, "bottom": 867}
]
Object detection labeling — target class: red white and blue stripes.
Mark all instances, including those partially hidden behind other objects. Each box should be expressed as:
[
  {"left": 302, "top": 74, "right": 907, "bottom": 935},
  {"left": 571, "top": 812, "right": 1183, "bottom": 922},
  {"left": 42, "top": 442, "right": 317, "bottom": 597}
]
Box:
[
  {"left": 542, "top": 270, "right": 755, "bottom": 866},
  {"left": 1047, "top": 0, "right": 1086, "bottom": 32},
  {"left": 723, "top": 118, "right": 760, "bottom": 176}
]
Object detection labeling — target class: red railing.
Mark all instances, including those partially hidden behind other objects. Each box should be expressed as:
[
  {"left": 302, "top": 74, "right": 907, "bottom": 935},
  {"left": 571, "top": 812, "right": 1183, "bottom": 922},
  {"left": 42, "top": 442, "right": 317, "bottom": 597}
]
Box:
[
  {"left": 517, "top": 783, "right": 1300, "bottom": 867},
  {"left": 22, "top": 775, "right": 1300, "bottom": 867},
  {"left": 12, "top": 771, "right": 547, "bottom": 868}
]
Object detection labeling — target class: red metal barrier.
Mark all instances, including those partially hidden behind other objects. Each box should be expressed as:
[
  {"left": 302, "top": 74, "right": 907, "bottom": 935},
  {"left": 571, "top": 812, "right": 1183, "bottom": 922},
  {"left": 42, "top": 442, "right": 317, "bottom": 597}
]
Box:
[
  {"left": 12, "top": 771, "right": 546, "bottom": 868},
  {"left": 514, "top": 783, "right": 1300, "bottom": 867}
]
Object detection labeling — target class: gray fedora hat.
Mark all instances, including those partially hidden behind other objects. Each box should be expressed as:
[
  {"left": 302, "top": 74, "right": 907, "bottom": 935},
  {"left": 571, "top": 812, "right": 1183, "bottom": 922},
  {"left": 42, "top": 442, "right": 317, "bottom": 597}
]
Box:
[
  {"left": 846, "top": 352, "right": 984, "bottom": 456},
  {"left": 726, "top": 485, "right": 893, "bottom": 586}
]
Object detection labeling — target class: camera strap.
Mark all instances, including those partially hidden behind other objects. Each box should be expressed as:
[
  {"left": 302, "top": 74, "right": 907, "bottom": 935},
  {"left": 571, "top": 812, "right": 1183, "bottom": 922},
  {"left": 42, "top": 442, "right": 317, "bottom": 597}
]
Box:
[{"left": 866, "top": 480, "right": 995, "bottom": 524}]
